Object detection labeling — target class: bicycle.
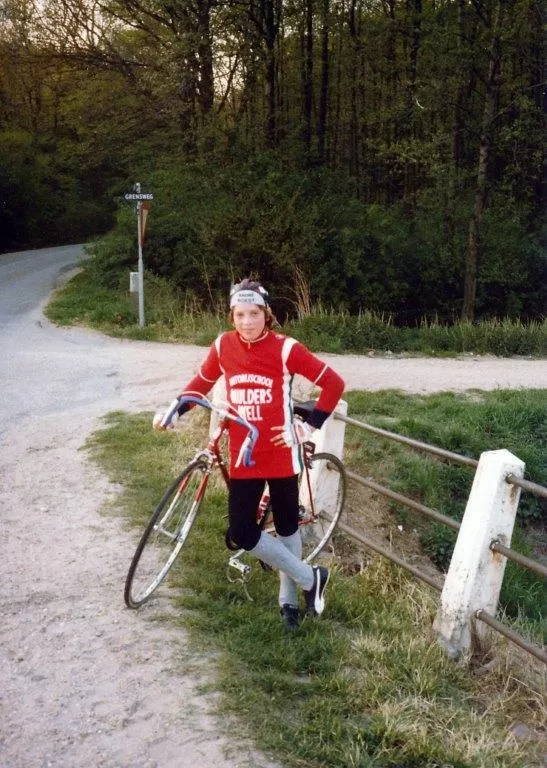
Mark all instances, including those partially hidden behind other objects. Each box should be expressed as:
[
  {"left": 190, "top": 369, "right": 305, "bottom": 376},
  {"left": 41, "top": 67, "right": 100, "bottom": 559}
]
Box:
[{"left": 124, "top": 394, "right": 346, "bottom": 609}]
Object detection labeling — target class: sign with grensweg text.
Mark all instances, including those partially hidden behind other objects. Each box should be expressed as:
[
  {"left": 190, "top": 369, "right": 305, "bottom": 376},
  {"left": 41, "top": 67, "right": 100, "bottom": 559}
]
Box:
[
  {"left": 123, "top": 186, "right": 153, "bottom": 327},
  {"left": 124, "top": 192, "right": 154, "bottom": 200}
]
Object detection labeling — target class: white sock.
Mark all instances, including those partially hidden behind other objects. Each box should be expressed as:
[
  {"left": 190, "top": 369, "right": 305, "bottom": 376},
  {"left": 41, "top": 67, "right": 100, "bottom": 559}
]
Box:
[
  {"left": 277, "top": 531, "right": 303, "bottom": 607},
  {"left": 249, "top": 531, "right": 314, "bottom": 591}
]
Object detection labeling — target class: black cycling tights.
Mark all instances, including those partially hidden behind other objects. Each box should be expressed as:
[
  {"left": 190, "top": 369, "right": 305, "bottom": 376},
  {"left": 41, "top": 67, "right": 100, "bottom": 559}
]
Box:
[{"left": 228, "top": 475, "right": 299, "bottom": 551}]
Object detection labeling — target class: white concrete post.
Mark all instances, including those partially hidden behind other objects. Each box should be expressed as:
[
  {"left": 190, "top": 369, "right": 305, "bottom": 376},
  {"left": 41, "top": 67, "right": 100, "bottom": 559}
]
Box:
[
  {"left": 299, "top": 400, "right": 347, "bottom": 515},
  {"left": 308, "top": 399, "right": 347, "bottom": 460},
  {"left": 433, "top": 449, "right": 525, "bottom": 659}
]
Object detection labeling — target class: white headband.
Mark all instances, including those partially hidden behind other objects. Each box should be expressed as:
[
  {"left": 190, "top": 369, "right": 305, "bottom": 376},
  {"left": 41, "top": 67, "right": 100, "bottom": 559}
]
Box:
[{"left": 230, "top": 289, "right": 266, "bottom": 308}]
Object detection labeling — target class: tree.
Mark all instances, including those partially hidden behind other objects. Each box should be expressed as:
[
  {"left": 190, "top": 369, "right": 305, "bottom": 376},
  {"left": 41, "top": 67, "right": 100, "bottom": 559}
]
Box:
[{"left": 462, "top": 0, "right": 502, "bottom": 322}]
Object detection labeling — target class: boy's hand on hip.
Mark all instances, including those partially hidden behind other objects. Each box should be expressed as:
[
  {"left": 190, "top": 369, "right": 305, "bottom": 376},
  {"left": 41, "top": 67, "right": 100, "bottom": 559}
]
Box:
[{"left": 270, "top": 419, "right": 314, "bottom": 447}]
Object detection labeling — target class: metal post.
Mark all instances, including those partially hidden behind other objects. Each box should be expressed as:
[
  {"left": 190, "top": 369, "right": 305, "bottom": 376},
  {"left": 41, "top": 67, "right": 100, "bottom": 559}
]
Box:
[{"left": 135, "top": 183, "right": 145, "bottom": 328}]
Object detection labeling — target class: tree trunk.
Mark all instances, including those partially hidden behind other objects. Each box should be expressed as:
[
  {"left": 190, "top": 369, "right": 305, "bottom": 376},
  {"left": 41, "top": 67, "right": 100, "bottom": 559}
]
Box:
[
  {"left": 462, "top": 1, "right": 502, "bottom": 322},
  {"left": 302, "top": 0, "right": 314, "bottom": 158},
  {"left": 196, "top": 0, "right": 214, "bottom": 117},
  {"left": 317, "top": 0, "right": 330, "bottom": 164},
  {"left": 262, "top": 0, "right": 281, "bottom": 148},
  {"left": 348, "top": 0, "right": 361, "bottom": 180}
]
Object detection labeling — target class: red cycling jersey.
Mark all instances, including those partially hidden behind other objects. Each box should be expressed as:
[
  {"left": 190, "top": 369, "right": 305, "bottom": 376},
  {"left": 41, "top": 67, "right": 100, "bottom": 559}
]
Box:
[{"left": 179, "top": 329, "right": 345, "bottom": 478}]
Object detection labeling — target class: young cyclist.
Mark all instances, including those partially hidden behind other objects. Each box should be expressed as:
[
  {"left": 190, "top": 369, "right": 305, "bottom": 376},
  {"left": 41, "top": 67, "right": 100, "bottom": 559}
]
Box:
[{"left": 154, "top": 279, "right": 345, "bottom": 630}]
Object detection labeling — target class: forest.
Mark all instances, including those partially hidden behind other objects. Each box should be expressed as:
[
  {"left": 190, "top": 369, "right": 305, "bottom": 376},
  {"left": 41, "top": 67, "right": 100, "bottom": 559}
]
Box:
[{"left": 0, "top": 0, "right": 544, "bottom": 324}]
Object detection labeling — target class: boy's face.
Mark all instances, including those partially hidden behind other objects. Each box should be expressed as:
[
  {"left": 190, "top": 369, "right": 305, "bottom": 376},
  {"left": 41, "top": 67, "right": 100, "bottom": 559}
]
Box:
[{"left": 232, "top": 304, "right": 266, "bottom": 342}]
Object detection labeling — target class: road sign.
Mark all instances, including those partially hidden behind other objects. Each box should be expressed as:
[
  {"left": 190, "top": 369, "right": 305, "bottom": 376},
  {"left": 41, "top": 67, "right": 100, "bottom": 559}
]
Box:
[
  {"left": 139, "top": 202, "right": 151, "bottom": 247},
  {"left": 124, "top": 192, "right": 154, "bottom": 200}
]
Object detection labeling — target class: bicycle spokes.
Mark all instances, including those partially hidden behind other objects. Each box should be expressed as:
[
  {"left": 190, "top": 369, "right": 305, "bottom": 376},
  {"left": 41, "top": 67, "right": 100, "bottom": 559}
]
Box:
[
  {"left": 124, "top": 460, "right": 209, "bottom": 608},
  {"left": 299, "top": 452, "right": 346, "bottom": 563}
]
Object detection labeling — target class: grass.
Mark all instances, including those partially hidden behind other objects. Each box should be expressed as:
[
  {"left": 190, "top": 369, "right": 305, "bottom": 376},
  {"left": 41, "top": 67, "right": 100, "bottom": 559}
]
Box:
[
  {"left": 342, "top": 389, "right": 547, "bottom": 624},
  {"left": 45, "top": 268, "right": 226, "bottom": 345},
  {"left": 85, "top": 402, "right": 546, "bottom": 768},
  {"left": 45, "top": 263, "right": 547, "bottom": 357}
]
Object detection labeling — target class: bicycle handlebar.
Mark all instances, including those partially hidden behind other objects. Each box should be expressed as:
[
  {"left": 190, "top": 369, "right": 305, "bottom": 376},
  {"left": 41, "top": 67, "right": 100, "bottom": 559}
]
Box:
[{"left": 160, "top": 394, "right": 259, "bottom": 468}]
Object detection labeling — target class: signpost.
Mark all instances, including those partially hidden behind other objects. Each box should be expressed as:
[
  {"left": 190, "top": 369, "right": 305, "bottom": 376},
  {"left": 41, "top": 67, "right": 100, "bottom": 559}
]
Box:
[{"left": 124, "top": 183, "right": 153, "bottom": 327}]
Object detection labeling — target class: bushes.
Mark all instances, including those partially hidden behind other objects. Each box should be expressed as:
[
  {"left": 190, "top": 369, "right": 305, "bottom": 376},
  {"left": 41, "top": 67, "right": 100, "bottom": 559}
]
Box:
[
  {"left": 286, "top": 313, "right": 546, "bottom": 358},
  {"left": 46, "top": 153, "right": 547, "bottom": 354},
  {"left": 47, "top": 255, "right": 547, "bottom": 356},
  {"left": 90, "top": 155, "right": 545, "bottom": 326}
]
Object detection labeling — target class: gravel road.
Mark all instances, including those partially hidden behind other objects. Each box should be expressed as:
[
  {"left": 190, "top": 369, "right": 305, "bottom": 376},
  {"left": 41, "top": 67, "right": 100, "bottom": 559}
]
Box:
[{"left": 0, "top": 245, "right": 545, "bottom": 768}]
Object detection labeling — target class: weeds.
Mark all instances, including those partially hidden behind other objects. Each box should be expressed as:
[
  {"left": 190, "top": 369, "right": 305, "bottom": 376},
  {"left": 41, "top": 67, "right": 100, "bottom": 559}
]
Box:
[{"left": 45, "top": 264, "right": 547, "bottom": 357}]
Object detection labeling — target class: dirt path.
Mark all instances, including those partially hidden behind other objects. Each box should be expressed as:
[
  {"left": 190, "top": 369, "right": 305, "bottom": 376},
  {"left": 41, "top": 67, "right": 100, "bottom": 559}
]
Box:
[{"left": 1, "top": 303, "right": 545, "bottom": 767}]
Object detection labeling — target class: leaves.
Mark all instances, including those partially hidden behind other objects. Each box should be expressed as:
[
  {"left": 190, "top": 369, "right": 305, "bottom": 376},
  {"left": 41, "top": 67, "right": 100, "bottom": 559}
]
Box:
[{"left": 0, "top": 0, "right": 543, "bottom": 322}]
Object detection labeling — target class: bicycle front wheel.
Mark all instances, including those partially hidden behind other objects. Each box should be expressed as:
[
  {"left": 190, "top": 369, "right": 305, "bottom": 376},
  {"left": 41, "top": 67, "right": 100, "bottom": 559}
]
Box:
[
  {"left": 299, "top": 452, "right": 346, "bottom": 563},
  {"left": 124, "top": 459, "right": 209, "bottom": 608}
]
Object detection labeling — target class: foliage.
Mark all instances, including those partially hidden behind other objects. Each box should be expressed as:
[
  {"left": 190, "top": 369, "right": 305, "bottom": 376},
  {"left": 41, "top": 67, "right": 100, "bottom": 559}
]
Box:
[
  {"left": 84, "top": 408, "right": 546, "bottom": 768},
  {"left": 46, "top": 261, "right": 547, "bottom": 356},
  {"left": 44, "top": 269, "right": 137, "bottom": 329},
  {"left": 0, "top": 0, "right": 544, "bottom": 323},
  {"left": 0, "top": 129, "right": 112, "bottom": 250},
  {"left": 45, "top": 155, "right": 545, "bottom": 325}
]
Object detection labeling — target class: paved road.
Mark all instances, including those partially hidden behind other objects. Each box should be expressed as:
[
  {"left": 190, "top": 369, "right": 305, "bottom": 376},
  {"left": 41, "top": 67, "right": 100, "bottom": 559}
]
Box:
[
  {"left": 2, "top": 243, "right": 546, "bottom": 440},
  {"left": 0, "top": 244, "right": 98, "bottom": 434},
  {"left": 0, "top": 245, "right": 204, "bottom": 440},
  {"left": 0, "top": 245, "right": 280, "bottom": 768},
  {"left": 0, "top": 244, "right": 86, "bottom": 321}
]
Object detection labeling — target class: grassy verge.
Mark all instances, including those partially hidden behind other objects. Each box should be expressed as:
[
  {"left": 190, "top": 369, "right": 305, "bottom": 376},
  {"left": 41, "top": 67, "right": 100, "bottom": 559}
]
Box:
[
  {"left": 86, "top": 400, "right": 545, "bottom": 768},
  {"left": 343, "top": 389, "right": 547, "bottom": 624},
  {"left": 45, "top": 263, "right": 546, "bottom": 356}
]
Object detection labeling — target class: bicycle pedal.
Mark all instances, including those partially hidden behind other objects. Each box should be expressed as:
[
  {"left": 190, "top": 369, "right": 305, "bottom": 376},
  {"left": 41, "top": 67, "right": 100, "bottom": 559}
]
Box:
[{"left": 229, "top": 554, "right": 251, "bottom": 577}]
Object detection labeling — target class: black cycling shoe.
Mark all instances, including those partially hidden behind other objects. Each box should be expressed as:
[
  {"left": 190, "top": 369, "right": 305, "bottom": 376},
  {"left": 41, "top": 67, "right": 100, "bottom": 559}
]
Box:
[
  {"left": 280, "top": 604, "right": 301, "bottom": 631},
  {"left": 303, "top": 566, "right": 330, "bottom": 616}
]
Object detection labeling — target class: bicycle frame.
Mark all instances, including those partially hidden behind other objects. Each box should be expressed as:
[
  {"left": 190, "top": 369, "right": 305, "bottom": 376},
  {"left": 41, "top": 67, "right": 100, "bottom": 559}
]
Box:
[
  {"left": 125, "top": 393, "right": 345, "bottom": 608},
  {"left": 226, "top": 440, "right": 319, "bottom": 594},
  {"left": 181, "top": 409, "right": 320, "bottom": 591},
  {"left": 174, "top": 397, "right": 337, "bottom": 577}
]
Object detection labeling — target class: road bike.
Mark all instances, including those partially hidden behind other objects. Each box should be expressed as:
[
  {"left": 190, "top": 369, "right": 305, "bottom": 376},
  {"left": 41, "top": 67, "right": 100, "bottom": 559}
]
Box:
[{"left": 124, "top": 394, "right": 346, "bottom": 608}]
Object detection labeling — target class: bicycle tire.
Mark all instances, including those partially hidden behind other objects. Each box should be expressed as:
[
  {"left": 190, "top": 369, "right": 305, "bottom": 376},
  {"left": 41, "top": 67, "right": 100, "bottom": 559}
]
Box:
[
  {"left": 124, "top": 458, "right": 209, "bottom": 608},
  {"left": 299, "top": 451, "right": 346, "bottom": 563}
]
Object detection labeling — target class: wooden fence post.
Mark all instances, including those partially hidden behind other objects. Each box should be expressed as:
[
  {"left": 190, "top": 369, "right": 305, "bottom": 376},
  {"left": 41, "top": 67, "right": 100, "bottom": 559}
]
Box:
[{"left": 433, "top": 449, "right": 524, "bottom": 659}]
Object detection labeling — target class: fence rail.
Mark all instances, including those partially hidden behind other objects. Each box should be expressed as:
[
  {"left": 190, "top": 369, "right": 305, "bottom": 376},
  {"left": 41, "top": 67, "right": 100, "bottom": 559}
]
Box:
[
  {"left": 334, "top": 516, "right": 444, "bottom": 592},
  {"left": 506, "top": 473, "right": 547, "bottom": 498},
  {"left": 339, "top": 413, "right": 478, "bottom": 468},
  {"left": 344, "top": 469, "right": 461, "bottom": 531},
  {"left": 489, "top": 539, "right": 547, "bottom": 579},
  {"left": 331, "top": 408, "right": 546, "bottom": 665},
  {"left": 474, "top": 609, "right": 547, "bottom": 665}
]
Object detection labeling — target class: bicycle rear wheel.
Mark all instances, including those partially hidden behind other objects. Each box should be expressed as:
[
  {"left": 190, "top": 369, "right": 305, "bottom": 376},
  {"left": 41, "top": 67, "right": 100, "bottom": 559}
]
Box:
[
  {"left": 124, "top": 459, "right": 209, "bottom": 608},
  {"left": 299, "top": 452, "right": 346, "bottom": 563}
]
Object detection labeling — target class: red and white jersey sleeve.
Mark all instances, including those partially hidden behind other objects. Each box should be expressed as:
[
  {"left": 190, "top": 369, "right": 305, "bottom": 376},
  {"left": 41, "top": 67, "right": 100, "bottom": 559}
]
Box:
[{"left": 179, "top": 330, "right": 344, "bottom": 479}]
